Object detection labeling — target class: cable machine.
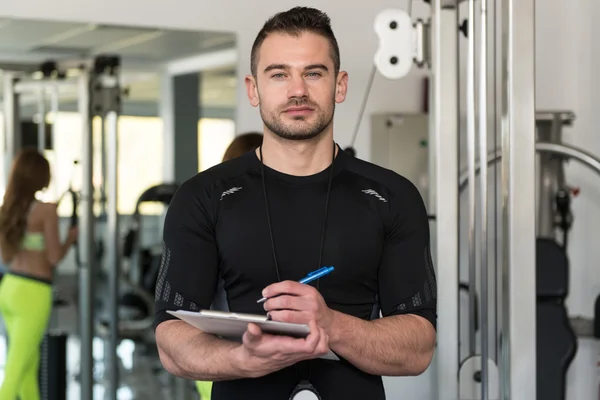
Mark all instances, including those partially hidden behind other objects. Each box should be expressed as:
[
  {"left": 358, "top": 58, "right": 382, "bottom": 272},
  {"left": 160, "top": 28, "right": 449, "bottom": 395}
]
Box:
[
  {"left": 360, "top": 0, "right": 600, "bottom": 399},
  {"left": 455, "top": 111, "right": 597, "bottom": 400},
  {"left": 1, "top": 56, "right": 122, "bottom": 400},
  {"left": 362, "top": 0, "right": 536, "bottom": 399}
]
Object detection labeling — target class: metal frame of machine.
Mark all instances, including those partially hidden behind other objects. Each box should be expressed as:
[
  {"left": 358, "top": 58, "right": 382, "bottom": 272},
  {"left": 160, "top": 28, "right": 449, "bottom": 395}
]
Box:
[
  {"left": 372, "top": 0, "right": 598, "bottom": 399},
  {"left": 2, "top": 56, "right": 122, "bottom": 400},
  {"left": 374, "top": 0, "right": 536, "bottom": 399}
]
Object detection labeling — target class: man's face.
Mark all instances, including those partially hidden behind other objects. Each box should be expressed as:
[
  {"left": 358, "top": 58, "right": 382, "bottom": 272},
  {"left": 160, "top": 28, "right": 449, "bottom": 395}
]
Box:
[{"left": 246, "top": 31, "right": 348, "bottom": 141}]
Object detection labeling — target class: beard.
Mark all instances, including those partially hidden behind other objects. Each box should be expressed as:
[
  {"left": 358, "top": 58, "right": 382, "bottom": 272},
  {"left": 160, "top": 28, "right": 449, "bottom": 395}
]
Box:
[{"left": 259, "top": 96, "right": 335, "bottom": 141}]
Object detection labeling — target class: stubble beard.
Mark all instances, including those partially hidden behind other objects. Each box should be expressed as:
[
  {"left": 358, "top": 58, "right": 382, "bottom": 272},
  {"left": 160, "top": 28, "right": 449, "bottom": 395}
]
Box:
[{"left": 259, "top": 97, "right": 335, "bottom": 141}]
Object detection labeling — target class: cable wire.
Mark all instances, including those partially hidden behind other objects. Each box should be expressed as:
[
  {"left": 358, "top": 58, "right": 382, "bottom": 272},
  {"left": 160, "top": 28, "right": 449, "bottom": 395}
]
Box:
[
  {"left": 348, "top": 0, "right": 414, "bottom": 150},
  {"left": 349, "top": 65, "right": 377, "bottom": 148}
]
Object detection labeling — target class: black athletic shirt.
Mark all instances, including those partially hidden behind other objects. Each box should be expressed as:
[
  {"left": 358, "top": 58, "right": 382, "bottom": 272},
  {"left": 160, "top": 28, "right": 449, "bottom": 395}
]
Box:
[{"left": 154, "top": 144, "right": 437, "bottom": 400}]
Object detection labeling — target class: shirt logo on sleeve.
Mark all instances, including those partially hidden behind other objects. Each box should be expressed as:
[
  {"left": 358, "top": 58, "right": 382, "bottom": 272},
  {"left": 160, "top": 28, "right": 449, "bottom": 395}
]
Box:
[
  {"left": 362, "top": 189, "right": 387, "bottom": 202},
  {"left": 220, "top": 187, "right": 242, "bottom": 201}
]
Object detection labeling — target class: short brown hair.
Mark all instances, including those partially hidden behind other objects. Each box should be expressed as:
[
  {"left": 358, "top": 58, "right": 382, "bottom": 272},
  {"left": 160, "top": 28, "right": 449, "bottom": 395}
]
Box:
[
  {"left": 250, "top": 7, "right": 341, "bottom": 77},
  {"left": 222, "top": 132, "right": 263, "bottom": 162}
]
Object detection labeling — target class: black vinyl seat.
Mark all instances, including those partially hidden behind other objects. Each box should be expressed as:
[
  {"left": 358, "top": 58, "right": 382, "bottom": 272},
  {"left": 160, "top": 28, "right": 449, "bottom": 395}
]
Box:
[{"left": 536, "top": 238, "right": 578, "bottom": 400}]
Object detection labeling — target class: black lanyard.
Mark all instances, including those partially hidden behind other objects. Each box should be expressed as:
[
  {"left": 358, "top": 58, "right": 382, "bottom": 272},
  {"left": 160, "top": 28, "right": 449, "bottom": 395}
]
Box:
[
  {"left": 259, "top": 142, "right": 336, "bottom": 287},
  {"left": 258, "top": 142, "right": 336, "bottom": 396}
]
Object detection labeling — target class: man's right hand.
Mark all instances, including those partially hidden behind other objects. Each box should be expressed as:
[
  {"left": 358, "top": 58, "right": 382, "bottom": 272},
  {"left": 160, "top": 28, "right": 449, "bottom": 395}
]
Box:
[{"left": 235, "top": 320, "right": 330, "bottom": 378}]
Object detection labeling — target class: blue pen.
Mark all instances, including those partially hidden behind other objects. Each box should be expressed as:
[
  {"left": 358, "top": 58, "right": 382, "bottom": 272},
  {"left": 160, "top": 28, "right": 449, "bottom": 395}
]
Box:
[{"left": 257, "top": 266, "right": 335, "bottom": 303}]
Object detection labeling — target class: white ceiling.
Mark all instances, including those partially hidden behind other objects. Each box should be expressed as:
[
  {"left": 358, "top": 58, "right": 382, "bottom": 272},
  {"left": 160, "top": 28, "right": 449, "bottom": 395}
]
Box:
[{"left": 0, "top": 17, "right": 238, "bottom": 109}]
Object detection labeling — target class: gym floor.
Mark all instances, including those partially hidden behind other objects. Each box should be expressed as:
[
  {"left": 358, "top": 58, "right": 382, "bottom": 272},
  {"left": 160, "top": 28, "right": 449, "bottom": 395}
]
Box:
[{"left": 0, "top": 273, "right": 199, "bottom": 400}]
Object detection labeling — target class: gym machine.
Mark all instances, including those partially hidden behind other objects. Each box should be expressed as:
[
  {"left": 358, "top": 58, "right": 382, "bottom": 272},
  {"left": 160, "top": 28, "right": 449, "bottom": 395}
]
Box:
[
  {"left": 456, "top": 110, "right": 600, "bottom": 399},
  {"left": 96, "top": 182, "right": 179, "bottom": 341},
  {"left": 366, "top": 0, "right": 536, "bottom": 399},
  {"left": 1, "top": 56, "right": 122, "bottom": 400},
  {"left": 364, "top": 0, "right": 600, "bottom": 399}
]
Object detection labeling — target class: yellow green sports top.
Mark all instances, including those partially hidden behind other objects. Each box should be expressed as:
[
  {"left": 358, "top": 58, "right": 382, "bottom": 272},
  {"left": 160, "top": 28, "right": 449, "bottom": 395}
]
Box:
[{"left": 21, "top": 201, "right": 45, "bottom": 251}]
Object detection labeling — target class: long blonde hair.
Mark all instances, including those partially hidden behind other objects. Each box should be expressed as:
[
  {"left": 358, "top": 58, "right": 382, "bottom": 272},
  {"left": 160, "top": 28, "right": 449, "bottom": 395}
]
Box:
[{"left": 0, "top": 148, "right": 50, "bottom": 263}]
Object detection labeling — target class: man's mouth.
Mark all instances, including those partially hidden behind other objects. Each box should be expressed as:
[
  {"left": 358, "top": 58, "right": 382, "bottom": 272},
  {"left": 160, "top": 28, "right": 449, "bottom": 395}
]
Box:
[{"left": 283, "top": 106, "right": 314, "bottom": 115}]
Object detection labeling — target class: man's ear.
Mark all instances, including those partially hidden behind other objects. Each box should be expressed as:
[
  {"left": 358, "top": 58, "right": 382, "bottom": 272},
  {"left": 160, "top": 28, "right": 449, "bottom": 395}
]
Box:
[
  {"left": 245, "top": 75, "right": 259, "bottom": 107},
  {"left": 335, "top": 71, "right": 349, "bottom": 104}
]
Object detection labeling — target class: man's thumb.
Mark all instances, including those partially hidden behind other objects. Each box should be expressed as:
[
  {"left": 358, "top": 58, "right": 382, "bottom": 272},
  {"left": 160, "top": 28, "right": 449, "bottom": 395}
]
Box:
[{"left": 244, "top": 322, "right": 262, "bottom": 343}]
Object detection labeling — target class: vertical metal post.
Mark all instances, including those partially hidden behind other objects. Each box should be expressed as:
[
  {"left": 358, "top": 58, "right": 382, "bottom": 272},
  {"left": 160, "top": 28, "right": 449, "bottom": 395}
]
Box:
[
  {"left": 91, "top": 56, "right": 122, "bottom": 400},
  {"left": 466, "top": 0, "right": 478, "bottom": 358},
  {"left": 478, "top": 0, "right": 490, "bottom": 398},
  {"left": 106, "top": 109, "right": 120, "bottom": 400},
  {"left": 536, "top": 116, "right": 558, "bottom": 238},
  {"left": 431, "top": 1, "right": 460, "bottom": 399},
  {"left": 50, "top": 82, "right": 59, "bottom": 122},
  {"left": 159, "top": 71, "right": 175, "bottom": 183},
  {"left": 2, "top": 72, "right": 20, "bottom": 189},
  {"left": 101, "top": 116, "right": 108, "bottom": 218},
  {"left": 499, "top": 0, "right": 537, "bottom": 399},
  {"left": 37, "top": 87, "right": 46, "bottom": 152},
  {"left": 535, "top": 111, "right": 574, "bottom": 238},
  {"left": 78, "top": 68, "right": 95, "bottom": 400},
  {"left": 50, "top": 83, "right": 60, "bottom": 199},
  {"left": 493, "top": 0, "right": 501, "bottom": 365}
]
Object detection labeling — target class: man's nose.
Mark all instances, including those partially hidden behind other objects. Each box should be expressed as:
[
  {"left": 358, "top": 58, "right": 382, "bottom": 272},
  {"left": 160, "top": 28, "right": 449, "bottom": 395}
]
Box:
[{"left": 288, "top": 75, "right": 309, "bottom": 98}]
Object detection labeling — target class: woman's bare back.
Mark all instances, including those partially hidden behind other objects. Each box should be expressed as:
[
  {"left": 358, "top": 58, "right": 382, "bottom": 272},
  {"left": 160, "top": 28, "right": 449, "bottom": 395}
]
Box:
[{"left": 10, "top": 201, "right": 61, "bottom": 281}]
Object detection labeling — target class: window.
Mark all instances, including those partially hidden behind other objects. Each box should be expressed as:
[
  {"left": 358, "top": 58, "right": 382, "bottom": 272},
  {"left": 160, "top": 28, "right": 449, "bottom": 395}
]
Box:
[
  {"left": 44, "top": 112, "right": 164, "bottom": 216},
  {"left": 197, "top": 118, "right": 236, "bottom": 171},
  {"left": 108, "top": 115, "right": 164, "bottom": 215},
  {"left": 0, "top": 112, "right": 236, "bottom": 216}
]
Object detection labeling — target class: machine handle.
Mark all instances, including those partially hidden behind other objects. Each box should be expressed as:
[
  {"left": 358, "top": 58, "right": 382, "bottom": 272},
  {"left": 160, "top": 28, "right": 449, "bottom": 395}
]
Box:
[{"left": 459, "top": 283, "right": 479, "bottom": 332}]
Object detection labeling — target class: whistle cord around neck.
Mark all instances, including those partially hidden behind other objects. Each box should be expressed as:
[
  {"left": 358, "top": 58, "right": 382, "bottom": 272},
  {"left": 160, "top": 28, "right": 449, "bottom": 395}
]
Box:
[
  {"left": 259, "top": 142, "right": 337, "bottom": 386},
  {"left": 259, "top": 143, "right": 336, "bottom": 286}
]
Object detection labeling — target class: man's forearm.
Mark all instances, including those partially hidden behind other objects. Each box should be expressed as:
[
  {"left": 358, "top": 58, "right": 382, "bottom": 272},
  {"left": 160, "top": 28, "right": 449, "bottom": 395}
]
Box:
[
  {"left": 155, "top": 320, "right": 250, "bottom": 381},
  {"left": 327, "top": 312, "right": 436, "bottom": 376}
]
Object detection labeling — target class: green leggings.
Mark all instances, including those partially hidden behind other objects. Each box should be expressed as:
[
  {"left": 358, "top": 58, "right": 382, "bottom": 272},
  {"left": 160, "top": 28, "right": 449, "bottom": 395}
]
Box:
[
  {"left": 0, "top": 272, "right": 52, "bottom": 400},
  {"left": 196, "top": 380, "right": 213, "bottom": 399}
]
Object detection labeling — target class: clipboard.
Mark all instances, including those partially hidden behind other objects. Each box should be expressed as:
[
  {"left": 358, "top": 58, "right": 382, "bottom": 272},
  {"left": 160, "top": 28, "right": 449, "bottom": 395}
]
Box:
[{"left": 167, "top": 309, "right": 339, "bottom": 361}]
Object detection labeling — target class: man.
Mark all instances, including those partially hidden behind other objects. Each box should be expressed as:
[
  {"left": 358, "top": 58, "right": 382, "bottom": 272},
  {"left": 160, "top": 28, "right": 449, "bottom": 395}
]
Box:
[{"left": 154, "top": 6, "right": 437, "bottom": 400}]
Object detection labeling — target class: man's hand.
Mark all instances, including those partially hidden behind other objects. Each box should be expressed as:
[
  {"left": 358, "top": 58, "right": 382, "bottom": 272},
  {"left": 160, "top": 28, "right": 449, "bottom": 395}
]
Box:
[
  {"left": 262, "top": 280, "right": 335, "bottom": 331},
  {"left": 236, "top": 320, "right": 330, "bottom": 378}
]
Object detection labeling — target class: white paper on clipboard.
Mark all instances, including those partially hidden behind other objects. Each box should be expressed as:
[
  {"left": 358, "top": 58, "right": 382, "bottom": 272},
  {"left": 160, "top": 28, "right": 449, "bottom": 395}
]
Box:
[{"left": 167, "top": 309, "right": 339, "bottom": 361}]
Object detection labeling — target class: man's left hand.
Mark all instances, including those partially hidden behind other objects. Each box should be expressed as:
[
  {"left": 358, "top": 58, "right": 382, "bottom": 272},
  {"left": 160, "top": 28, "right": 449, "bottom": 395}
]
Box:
[{"left": 262, "top": 281, "right": 334, "bottom": 332}]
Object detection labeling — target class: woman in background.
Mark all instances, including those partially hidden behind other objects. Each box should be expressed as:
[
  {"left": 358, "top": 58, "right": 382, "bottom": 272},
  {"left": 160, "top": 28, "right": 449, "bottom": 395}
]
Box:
[
  {"left": 195, "top": 131, "right": 263, "bottom": 399},
  {"left": 0, "top": 148, "right": 78, "bottom": 400},
  {"left": 221, "top": 131, "right": 263, "bottom": 162}
]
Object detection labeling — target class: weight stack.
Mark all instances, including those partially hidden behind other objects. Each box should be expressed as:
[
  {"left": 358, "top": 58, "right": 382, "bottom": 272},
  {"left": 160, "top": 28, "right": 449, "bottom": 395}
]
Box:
[{"left": 39, "top": 333, "right": 68, "bottom": 400}]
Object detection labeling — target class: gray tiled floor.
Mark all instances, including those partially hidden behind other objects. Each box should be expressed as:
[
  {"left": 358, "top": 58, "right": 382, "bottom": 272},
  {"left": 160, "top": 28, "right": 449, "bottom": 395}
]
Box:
[
  {"left": 0, "top": 273, "right": 200, "bottom": 399},
  {"left": 0, "top": 334, "right": 200, "bottom": 399}
]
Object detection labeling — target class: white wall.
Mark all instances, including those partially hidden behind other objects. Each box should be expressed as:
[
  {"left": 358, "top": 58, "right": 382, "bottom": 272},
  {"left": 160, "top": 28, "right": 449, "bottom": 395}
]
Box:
[
  {"left": 0, "top": 0, "right": 430, "bottom": 160},
  {"left": 538, "top": 0, "right": 599, "bottom": 318},
  {"left": 2, "top": 0, "right": 600, "bottom": 398},
  {"left": 537, "top": 1, "right": 600, "bottom": 399}
]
